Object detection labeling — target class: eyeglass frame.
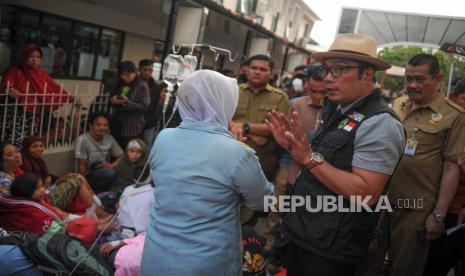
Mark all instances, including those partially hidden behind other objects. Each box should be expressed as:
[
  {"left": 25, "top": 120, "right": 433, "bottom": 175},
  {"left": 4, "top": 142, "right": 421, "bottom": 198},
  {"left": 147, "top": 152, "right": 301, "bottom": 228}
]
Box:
[{"left": 317, "top": 65, "right": 361, "bottom": 79}]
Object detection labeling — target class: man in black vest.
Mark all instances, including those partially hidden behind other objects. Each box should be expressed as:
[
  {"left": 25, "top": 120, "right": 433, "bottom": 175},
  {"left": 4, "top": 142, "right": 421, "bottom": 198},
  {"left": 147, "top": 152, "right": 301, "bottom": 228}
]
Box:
[{"left": 266, "top": 33, "right": 405, "bottom": 275}]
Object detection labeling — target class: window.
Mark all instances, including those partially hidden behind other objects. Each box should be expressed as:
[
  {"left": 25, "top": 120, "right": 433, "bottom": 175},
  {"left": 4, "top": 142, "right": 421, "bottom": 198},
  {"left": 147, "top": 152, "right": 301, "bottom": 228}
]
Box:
[{"left": 0, "top": 5, "right": 124, "bottom": 80}]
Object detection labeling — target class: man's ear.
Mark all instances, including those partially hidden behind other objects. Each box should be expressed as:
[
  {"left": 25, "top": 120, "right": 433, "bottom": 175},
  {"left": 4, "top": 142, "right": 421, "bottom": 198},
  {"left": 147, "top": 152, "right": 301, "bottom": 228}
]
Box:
[
  {"left": 434, "top": 73, "right": 444, "bottom": 83},
  {"left": 363, "top": 68, "right": 375, "bottom": 82}
]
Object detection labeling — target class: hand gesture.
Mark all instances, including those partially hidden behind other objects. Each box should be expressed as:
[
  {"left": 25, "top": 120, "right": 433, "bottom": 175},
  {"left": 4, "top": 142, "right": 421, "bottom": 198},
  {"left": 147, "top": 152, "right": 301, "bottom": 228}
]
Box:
[
  {"left": 229, "top": 122, "right": 247, "bottom": 143},
  {"left": 266, "top": 110, "right": 291, "bottom": 150},
  {"left": 285, "top": 111, "right": 312, "bottom": 166},
  {"left": 248, "top": 134, "right": 268, "bottom": 146}
]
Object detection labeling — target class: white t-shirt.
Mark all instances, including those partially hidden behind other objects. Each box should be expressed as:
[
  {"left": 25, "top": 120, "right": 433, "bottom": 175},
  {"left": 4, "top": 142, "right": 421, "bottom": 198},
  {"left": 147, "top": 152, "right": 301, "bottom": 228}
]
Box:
[{"left": 117, "top": 184, "right": 155, "bottom": 234}]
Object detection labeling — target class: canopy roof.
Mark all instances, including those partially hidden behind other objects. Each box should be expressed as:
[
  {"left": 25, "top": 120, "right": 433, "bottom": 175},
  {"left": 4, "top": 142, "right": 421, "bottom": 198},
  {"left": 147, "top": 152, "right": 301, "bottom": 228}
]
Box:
[{"left": 338, "top": 8, "right": 465, "bottom": 49}]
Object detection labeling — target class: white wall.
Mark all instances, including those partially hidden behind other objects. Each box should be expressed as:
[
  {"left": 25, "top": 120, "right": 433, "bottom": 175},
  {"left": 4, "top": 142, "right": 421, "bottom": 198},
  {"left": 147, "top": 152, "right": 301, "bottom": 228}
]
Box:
[
  {"left": 53, "top": 79, "right": 102, "bottom": 108},
  {"left": 121, "top": 33, "right": 154, "bottom": 64},
  {"left": 287, "top": 53, "right": 306, "bottom": 73},
  {"left": 249, "top": 37, "right": 270, "bottom": 57}
]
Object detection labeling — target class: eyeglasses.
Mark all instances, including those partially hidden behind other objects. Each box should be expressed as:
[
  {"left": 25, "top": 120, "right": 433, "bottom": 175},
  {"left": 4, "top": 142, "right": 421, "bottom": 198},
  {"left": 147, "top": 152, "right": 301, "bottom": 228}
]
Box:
[
  {"left": 404, "top": 76, "right": 428, "bottom": 84},
  {"left": 317, "top": 65, "right": 360, "bottom": 79}
]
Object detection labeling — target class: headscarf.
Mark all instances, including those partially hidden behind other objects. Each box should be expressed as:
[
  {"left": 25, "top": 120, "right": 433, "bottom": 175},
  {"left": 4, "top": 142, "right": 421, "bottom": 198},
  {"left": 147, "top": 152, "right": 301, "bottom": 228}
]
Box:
[
  {"left": 0, "top": 43, "right": 72, "bottom": 113},
  {"left": 113, "top": 139, "right": 148, "bottom": 192},
  {"left": 20, "top": 136, "right": 49, "bottom": 182},
  {"left": 177, "top": 70, "right": 239, "bottom": 128}
]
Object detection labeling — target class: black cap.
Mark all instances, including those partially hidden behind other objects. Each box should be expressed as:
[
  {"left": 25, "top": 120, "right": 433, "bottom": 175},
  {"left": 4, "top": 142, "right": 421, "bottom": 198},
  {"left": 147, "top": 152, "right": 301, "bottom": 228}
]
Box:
[{"left": 303, "top": 63, "right": 323, "bottom": 81}]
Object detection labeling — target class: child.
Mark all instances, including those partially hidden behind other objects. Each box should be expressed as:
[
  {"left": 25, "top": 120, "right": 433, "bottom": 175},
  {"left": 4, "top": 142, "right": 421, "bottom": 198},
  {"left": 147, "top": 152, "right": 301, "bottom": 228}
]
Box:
[
  {"left": 0, "top": 173, "right": 64, "bottom": 233},
  {"left": 0, "top": 173, "right": 112, "bottom": 236},
  {"left": 113, "top": 139, "right": 148, "bottom": 193}
]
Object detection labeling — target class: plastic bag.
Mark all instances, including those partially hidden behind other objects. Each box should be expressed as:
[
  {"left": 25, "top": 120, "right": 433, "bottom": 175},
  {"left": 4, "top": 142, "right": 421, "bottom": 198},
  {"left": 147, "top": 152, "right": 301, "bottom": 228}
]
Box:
[
  {"left": 66, "top": 204, "right": 98, "bottom": 243},
  {"left": 66, "top": 216, "right": 98, "bottom": 243}
]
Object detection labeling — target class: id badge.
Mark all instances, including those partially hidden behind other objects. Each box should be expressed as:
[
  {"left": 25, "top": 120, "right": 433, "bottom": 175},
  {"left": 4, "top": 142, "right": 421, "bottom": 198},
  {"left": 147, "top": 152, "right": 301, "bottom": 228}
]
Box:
[{"left": 404, "top": 138, "right": 418, "bottom": 156}]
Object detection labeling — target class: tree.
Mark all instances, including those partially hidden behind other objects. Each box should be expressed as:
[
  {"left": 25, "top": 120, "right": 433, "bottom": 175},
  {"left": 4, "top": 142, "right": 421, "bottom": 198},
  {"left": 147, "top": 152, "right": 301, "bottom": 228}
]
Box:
[{"left": 377, "top": 46, "right": 465, "bottom": 96}]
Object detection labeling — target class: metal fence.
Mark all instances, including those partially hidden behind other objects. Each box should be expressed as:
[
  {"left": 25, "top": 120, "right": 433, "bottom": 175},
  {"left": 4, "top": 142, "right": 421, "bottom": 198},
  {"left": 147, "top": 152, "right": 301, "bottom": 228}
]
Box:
[{"left": 0, "top": 82, "right": 112, "bottom": 149}]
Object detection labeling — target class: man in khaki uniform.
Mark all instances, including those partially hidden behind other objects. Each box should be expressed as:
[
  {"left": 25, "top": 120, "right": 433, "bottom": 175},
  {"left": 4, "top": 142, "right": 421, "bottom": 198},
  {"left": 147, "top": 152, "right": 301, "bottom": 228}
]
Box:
[
  {"left": 231, "top": 54, "right": 288, "bottom": 226},
  {"left": 359, "top": 54, "right": 465, "bottom": 276},
  {"left": 231, "top": 54, "right": 289, "bottom": 181}
]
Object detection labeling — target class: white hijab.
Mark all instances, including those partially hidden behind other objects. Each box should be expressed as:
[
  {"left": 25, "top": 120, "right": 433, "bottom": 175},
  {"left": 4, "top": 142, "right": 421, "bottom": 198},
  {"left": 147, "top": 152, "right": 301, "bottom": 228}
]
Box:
[{"left": 177, "top": 70, "right": 239, "bottom": 128}]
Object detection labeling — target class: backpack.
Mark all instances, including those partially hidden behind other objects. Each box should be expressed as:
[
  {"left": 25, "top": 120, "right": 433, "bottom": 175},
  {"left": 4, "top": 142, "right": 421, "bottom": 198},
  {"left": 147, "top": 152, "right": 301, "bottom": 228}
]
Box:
[{"left": 0, "top": 230, "right": 113, "bottom": 275}]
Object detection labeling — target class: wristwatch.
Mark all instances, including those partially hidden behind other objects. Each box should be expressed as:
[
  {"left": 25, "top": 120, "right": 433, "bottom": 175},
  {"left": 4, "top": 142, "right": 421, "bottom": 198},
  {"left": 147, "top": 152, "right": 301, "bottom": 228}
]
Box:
[
  {"left": 243, "top": 123, "right": 250, "bottom": 134},
  {"left": 432, "top": 212, "right": 445, "bottom": 223},
  {"left": 311, "top": 152, "right": 324, "bottom": 165},
  {"left": 305, "top": 152, "right": 324, "bottom": 169}
]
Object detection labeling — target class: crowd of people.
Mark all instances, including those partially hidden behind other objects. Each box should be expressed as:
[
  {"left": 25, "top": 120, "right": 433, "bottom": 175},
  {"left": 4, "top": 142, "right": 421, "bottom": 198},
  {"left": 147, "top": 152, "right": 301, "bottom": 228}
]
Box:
[{"left": 1, "top": 32, "right": 465, "bottom": 276}]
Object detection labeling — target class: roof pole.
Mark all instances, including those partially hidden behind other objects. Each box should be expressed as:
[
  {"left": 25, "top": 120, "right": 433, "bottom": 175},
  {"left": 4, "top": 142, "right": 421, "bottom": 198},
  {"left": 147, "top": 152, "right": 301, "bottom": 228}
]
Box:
[{"left": 447, "top": 62, "right": 454, "bottom": 97}]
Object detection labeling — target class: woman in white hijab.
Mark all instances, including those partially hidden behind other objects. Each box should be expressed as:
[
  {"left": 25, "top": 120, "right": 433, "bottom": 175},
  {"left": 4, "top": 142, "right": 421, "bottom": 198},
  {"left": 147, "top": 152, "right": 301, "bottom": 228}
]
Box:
[{"left": 140, "top": 70, "right": 273, "bottom": 276}]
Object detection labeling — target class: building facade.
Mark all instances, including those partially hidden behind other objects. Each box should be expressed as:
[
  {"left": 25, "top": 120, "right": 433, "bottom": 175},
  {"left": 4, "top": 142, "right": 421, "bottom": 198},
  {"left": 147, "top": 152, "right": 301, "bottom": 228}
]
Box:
[{"left": 0, "top": 0, "right": 320, "bottom": 174}]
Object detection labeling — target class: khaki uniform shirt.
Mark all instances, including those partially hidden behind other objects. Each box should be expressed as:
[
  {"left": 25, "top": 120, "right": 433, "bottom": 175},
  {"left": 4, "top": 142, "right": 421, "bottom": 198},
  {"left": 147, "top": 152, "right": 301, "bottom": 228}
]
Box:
[
  {"left": 389, "top": 94, "right": 465, "bottom": 212},
  {"left": 232, "top": 83, "right": 289, "bottom": 174}
]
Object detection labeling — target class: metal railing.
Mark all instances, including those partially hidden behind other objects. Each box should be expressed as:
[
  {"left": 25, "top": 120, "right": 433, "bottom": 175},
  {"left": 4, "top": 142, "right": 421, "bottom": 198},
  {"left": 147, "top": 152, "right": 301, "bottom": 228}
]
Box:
[{"left": 0, "top": 82, "right": 112, "bottom": 149}]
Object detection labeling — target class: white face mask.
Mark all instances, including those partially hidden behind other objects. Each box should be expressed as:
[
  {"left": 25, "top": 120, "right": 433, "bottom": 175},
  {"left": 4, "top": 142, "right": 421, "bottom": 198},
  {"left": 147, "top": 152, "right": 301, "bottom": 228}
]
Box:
[{"left": 292, "top": 78, "right": 304, "bottom": 94}]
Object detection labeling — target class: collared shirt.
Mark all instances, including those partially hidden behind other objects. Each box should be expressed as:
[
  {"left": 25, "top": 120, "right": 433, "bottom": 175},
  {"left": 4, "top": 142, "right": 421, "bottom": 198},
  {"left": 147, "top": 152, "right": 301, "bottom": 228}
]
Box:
[
  {"left": 389, "top": 94, "right": 465, "bottom": 211},
  {"left": 232, "top": 83, "right": 290, "bottom": 172},
  {"left": 233, "top": 83, "right": 289, "bottom": 124},
  {"left": 141, "top": 120, "right": 274, "bottom": 275}
]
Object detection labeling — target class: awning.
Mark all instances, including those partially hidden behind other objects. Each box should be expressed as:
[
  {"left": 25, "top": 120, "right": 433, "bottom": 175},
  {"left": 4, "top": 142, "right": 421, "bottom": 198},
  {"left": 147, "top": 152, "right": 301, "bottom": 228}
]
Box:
[{"left": 339, "top": 8, "right": 465, "bottom": 48}]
